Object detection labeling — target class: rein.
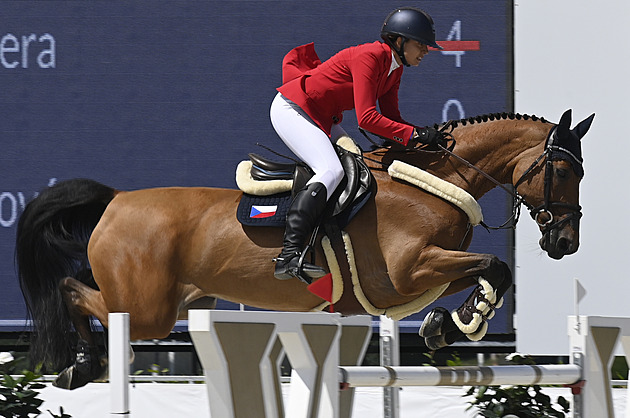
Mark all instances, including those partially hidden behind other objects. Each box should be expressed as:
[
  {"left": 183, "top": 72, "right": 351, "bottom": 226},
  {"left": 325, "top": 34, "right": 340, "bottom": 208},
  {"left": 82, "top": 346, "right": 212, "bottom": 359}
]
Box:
[
  {"left": 438, "top": 125, "right": 583, "bottom": 232},
  {"left": 434, "top": 143, "right": 523, "bottom": 231},
  {"left": 260, "top": 119, "right": 583, "bottom": 235},
  {"left": 362, "top": 123, "right": 583, "bottom": 233},
  {"left": 359, "top": 125, "right": 522, "bottom": 230}
]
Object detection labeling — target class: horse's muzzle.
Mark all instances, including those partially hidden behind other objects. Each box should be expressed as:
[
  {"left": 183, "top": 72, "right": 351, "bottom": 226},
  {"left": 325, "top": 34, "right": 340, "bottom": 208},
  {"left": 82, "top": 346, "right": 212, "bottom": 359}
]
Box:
[{"left": 539, "top": 223, "right": 580, "bottom": 260}]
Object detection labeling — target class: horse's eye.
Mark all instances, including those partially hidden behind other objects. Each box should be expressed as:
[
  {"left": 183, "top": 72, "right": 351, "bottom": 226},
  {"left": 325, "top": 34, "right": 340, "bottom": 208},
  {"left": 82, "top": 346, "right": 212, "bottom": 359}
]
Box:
[{"left": 556, "top": 168, "right": 568, "bottom": 178}]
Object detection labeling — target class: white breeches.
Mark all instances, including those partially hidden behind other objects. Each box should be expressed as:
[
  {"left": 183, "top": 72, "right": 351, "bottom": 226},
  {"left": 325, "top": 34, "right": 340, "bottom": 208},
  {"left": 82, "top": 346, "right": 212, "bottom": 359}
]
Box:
[{"left": 270, "top": 92, "right": 345, "bottom": 201}]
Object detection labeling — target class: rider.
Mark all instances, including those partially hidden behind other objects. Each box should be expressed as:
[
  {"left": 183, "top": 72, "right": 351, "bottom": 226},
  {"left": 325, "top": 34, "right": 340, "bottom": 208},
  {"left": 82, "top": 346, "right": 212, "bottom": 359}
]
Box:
[{"left": 270, "top": 7, "right": 445, "bottom": 283}]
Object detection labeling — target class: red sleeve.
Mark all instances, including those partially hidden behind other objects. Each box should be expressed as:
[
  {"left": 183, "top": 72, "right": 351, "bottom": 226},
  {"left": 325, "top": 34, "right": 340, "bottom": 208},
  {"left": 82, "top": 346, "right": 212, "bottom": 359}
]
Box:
[
  {"left": 378, "top": 71, "right": 413, "bottom": 125},
  {"left": 351, "top": 50, "right": 414, "bottom": 145}
]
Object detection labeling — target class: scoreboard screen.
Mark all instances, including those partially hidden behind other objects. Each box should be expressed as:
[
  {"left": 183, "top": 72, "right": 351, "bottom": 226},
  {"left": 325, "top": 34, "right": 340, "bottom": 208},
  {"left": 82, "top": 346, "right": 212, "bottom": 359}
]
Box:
[{"left": 0, "top": 1, "right": 513, "bottom": 334}]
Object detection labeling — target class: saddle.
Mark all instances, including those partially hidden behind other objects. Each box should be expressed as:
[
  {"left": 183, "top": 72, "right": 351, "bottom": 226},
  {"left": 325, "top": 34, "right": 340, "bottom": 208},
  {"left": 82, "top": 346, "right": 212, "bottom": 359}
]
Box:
[{"left": 236, "top": 138, "right": 374, "bottom": 228}]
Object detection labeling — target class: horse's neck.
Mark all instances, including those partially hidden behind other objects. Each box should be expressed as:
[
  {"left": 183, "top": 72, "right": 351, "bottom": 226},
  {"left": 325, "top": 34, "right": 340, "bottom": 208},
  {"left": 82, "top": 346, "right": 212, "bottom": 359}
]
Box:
[
  {"left": 440, "top": 121, "right": 551, "bottom": 198},
  {"left": 374, "top": 120, "right": 552, "bottom": 200}
]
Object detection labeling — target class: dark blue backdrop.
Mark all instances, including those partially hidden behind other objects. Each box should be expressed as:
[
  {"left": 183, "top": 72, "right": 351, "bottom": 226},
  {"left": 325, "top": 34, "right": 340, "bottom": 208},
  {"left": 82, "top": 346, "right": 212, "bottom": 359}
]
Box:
[{"left": 0, "top": 1, "right": 513, "bottom": 333}]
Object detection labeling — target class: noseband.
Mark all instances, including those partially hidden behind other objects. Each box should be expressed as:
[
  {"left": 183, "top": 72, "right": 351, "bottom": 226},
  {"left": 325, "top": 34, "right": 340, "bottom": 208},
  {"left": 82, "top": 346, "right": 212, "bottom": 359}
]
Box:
[{"left": 513, "top": 126, "right": 583, "bottom": 234}]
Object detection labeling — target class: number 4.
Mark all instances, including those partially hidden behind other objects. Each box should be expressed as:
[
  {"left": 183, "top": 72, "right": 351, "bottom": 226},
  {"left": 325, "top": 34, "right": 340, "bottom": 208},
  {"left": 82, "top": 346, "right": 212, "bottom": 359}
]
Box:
[{"left": 442, "top": 20, "right": 464, "bottom": 68}]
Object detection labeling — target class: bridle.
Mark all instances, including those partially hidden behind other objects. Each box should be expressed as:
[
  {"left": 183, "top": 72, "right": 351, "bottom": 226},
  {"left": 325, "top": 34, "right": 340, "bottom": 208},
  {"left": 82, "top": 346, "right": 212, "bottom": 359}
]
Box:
[
  {"left": 514, "top": 126, "right": 584, "bottom": 234},
  {"left": 512, "top": 126, "right": 583, "bottom": 234},
  {"left": 436, "top": 124, "right": 583, "bottom": 234}
]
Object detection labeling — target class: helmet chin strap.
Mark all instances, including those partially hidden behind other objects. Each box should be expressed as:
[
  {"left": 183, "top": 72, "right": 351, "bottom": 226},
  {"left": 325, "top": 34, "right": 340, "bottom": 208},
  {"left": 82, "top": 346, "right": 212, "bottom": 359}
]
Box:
[
  {"left": 397, "top": 38, "right": 410, "bottom": 67},
  {"left": 388, "top": 37, "right": 410, "bottom": 67}
]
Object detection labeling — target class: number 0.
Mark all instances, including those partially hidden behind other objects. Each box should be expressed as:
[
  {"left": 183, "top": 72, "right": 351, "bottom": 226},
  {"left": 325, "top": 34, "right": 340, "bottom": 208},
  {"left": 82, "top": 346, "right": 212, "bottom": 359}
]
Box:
[{"left": 442, "top": 99, "right": 465, "bottom": 122}]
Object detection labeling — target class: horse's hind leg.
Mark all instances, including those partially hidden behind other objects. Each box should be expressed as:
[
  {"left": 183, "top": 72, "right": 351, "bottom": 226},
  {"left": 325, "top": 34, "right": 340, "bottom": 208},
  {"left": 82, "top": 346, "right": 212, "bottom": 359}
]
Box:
[{"left": 54, "top": 276, "right": 109, "bottom": 389}]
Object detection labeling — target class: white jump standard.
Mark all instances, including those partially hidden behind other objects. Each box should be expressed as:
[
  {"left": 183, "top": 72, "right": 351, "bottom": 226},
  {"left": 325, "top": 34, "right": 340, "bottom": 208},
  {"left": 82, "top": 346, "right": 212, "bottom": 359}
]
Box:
[{"left": 105, "top": 311, "right": 630, "bottom": 417}]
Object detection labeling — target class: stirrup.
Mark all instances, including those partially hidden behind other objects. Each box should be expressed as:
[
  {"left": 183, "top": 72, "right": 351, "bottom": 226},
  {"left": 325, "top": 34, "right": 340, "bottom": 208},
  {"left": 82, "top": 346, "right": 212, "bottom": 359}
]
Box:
[{"left": 273, "top": 252, "right": 326, "bottom": 284}]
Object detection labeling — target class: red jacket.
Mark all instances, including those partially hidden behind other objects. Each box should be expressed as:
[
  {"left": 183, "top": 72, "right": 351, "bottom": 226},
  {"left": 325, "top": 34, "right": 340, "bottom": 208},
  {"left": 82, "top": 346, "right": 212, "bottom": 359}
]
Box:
[{"left": 277, "top": 42, "right": 415, "bottom": 145}]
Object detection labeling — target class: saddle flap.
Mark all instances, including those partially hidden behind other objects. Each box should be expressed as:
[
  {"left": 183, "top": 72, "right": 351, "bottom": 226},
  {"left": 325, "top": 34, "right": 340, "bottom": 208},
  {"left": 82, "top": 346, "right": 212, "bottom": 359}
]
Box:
[
  {"left": 330, "top": 146, "right": 372, "bottom": 217},
  {"left": 292, "top": 165, "right": 315, "bottom": 196},
  {"left": 332, "top": 151, "right": 359, "bottom": 216}
]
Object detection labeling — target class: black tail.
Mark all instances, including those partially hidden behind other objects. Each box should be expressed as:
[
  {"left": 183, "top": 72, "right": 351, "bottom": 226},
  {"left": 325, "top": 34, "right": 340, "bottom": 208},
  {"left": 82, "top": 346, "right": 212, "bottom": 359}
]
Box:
[{"left": 16, "top": 178, "right": 116, "bottom": 371}]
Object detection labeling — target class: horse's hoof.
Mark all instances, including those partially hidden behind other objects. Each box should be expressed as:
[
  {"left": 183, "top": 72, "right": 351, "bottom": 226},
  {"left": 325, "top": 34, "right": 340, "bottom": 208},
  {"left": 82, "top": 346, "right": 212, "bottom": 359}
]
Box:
[
  {"left": 53, "top": 365, "right": 90, "bottom": 390},
  {"left": 52, "top": 357, "right": 106, "bottom": 390},
  {"left": 419, "top": 307, "right": 456, "bottom": 338},
  {"left": 424, "top": 334, "right": 448, "bottom": 350},
  {"left": 424, "top": 329, "right": 465, "bottom": 350},
  {"left": 93, "top": 357, "right": 109, "bottom": 383}
]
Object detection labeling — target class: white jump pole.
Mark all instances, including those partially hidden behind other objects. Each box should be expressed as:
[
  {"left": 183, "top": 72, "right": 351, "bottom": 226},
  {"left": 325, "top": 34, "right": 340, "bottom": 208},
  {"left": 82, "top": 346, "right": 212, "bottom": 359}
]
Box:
[
  {"left": 108, "top": 312, "right": 130, "bottom": 416},
  {"left": 339, "top": 364, "right": 581, "bottom": 387}
]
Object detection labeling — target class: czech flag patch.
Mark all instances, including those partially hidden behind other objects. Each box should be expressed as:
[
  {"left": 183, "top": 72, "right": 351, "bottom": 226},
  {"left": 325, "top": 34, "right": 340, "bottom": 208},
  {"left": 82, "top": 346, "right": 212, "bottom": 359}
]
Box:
[{"left": 249, "top": 205, "right": 278, "bottom": 219}]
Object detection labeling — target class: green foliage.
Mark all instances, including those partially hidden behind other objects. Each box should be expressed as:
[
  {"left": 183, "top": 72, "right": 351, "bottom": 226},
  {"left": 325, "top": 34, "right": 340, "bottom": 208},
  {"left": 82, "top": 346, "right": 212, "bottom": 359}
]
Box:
[
  {"left": 422, "top": 351, "right": 463, "bottom": 367},
  {"left": 421, "top": 352, "right": 437, "bottom": 366},
  {"left": 133, "top": 363, "right": 169, "bottom": 376},
  {"left": 464, "top": 354, "right": 570, "bottom": 418},
  {"left": 0, "top": 371, "right": 46, "bottom": 418},
  {"left": 0, "top": 352, "right": 71, "bottom": 418},
  {"left": 465, "top": 384, "right": 570, "bottom": 418},
  {"left": 445, "top": 352, "right": 462, "bottom": 367},
  {"left": 147, "top": 364, "right": 169, "bottom": 375}
]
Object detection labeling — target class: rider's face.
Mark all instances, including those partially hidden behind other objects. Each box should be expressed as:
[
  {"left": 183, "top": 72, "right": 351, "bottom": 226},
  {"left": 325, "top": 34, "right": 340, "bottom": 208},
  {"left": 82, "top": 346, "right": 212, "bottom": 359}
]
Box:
[{"left": 403, "top": 39, "right": 429, "bottom": 67}]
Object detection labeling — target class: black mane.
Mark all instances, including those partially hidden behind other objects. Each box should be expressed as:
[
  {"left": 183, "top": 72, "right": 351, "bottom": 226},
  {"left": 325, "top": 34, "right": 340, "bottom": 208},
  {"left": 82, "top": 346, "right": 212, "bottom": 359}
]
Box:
[{"left": 434, "top": 112, "right": 550, "bottom": 129}]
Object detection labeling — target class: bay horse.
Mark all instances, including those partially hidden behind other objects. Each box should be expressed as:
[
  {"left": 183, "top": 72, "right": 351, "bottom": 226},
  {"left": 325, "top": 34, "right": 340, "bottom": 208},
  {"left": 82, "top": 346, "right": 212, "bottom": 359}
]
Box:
[{"left": 16, "top": 109, "right": 594, "bottom": 389}]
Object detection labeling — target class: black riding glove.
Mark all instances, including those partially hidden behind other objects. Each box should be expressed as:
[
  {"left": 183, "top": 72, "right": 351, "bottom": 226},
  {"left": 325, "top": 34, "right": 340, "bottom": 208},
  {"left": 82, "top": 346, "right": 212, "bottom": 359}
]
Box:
[
  {"left": 415, "top": 127, "right": 440, "bottom": 147},
  {"left": 411, "top": 127, "right": 451, "bottom": 151}
]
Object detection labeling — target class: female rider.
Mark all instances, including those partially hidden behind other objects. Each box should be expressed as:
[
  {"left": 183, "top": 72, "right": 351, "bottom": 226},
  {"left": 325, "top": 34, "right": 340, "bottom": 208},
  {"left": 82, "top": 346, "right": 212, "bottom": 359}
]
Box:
[{"left": 270, "top": 7, "right": 444, "bottom": 283}]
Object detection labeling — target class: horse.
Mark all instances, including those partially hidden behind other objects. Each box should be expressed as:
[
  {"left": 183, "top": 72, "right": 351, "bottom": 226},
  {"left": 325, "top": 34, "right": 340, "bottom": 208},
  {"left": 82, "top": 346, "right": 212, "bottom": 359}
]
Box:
[{"left": 15, "top": 109, "right": 594, "bottom": 389}]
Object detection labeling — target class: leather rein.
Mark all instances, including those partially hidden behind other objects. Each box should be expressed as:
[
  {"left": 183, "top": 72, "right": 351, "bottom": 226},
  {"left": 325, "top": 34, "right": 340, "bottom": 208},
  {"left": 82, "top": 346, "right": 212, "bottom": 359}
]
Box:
[{"left": 361, "top": 123, "right": 583, "bottom": 233}]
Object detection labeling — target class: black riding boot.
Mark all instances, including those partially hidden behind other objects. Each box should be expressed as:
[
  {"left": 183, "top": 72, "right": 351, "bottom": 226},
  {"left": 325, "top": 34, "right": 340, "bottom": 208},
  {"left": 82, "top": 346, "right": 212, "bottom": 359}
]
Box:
[{"left": 274, "top": 182, "right": 328, "bottom": 283}]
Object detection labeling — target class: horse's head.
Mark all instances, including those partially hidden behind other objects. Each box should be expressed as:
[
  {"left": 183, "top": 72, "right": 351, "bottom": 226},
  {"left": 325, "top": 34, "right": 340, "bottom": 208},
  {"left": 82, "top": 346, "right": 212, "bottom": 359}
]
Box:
[{"left": 514, "top": 109, "right": 595, "bottom": 259}]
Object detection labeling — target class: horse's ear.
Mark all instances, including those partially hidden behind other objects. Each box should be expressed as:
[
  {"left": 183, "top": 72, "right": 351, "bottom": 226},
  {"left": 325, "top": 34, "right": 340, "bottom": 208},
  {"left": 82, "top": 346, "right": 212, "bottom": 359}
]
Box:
[
  {"left": 572, "top": 113, "right": 595, "bottom": 139},
  {"left": 558, "top": 109, "right": 572, "bottom": 131}
]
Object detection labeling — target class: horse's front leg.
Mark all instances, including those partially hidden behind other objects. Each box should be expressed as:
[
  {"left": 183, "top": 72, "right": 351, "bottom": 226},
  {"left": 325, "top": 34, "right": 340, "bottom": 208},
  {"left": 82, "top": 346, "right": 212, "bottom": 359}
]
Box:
[{"left": 390, "top": 245, "right": 512, "bottom": 350}]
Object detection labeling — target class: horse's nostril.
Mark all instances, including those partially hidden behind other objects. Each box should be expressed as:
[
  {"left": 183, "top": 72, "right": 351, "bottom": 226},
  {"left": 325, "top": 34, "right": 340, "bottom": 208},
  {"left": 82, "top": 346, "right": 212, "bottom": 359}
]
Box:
[{"left": 556, "top": 237, "right": 570, "bottom": 254}]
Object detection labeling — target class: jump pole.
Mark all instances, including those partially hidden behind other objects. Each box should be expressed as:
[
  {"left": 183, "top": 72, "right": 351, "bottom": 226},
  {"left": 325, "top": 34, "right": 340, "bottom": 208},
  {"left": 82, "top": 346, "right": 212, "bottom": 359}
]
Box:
[
  {"left": 108, "top": 312, "right": 130, "bottom": 416},
  {"left": 338, "top": 315, "right": 630, "bottom": 418},
  {"left": 339, "top": 364, "right": 581, "bottom": 387}
]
